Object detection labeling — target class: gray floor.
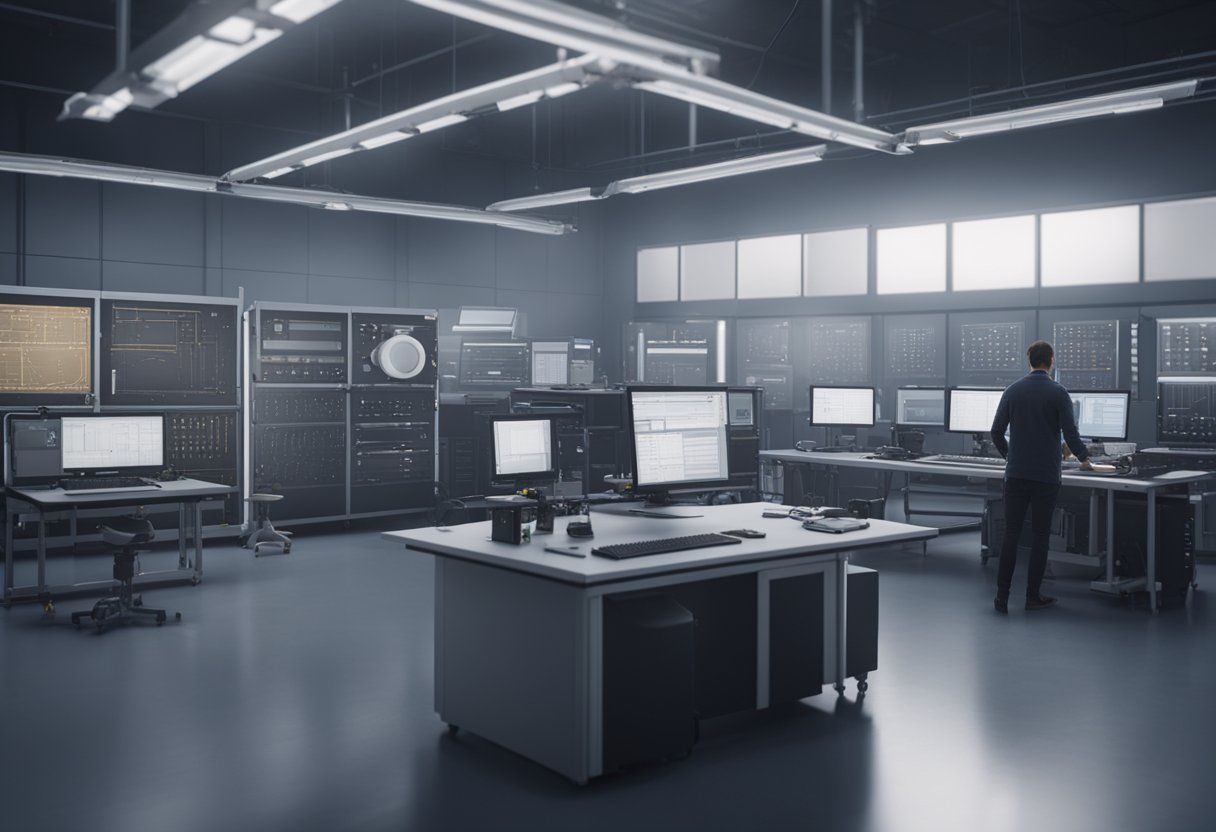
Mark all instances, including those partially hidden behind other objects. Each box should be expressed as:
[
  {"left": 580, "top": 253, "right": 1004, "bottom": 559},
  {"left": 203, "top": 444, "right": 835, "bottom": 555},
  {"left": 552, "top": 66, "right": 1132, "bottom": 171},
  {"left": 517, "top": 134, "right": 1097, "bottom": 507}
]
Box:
[{"left": 1, "top": 515, "right": 1212, "bottom": 832}]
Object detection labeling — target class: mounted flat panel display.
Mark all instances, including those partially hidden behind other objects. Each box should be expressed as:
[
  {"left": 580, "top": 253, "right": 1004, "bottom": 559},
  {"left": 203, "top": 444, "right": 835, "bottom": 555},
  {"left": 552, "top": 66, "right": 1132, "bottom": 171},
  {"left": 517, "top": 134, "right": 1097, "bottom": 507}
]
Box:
[
  {"left": 895, "top": 388, "right": 945, "bottom": 427},
  {"left": 101, "top": 299, "right": 238, "bottom": 406},
  {"left": 737, "top": 234, "right": 801, "bottom": 299},
  {"left": 1157, "top": 318, "right": 1216, "bottom": 376},
  {"left": 737, "top": 318, "right": 793, "bottom": 409},
  {"left": 876, "top": 224, "right": 946, "bottom": 294},
  {"left": 810, "top": 386, "right": 875, "bottom": 427},
  {"left": 951, "top": 215, "right": 1036, "bottom": 291},
  {"left": 803, "top": 227, "right": 868, "bottom": 297},
  {"left": 1145, "top": 197, "right": 1216, "bottom": 283},
  {"left": 1041, "top": 205, "right": 1140, "bottom": 287},
  {"left": 680, "top": 240, "right": 736, "bottom": 301},
  {"left": 1053, "top": 320, "right": 1119, "bottom": 390},
  {"left": 807, "top": 317, "right": 871, "bottom": 384},
  {"left": 1157, "top": 380, "right": 1216, "bottom": 448},
  {"left": 949, "top": 310, "right": 1035, "bottom": 388},
  {"left": 0, "top": 293, "right": 93, "bottom": 407},
  {"left": 636, "top": 246, "right": 679, "bottom": 303},
  {"left": 884, "top": 314, "right": 946, "bottom": 381}
]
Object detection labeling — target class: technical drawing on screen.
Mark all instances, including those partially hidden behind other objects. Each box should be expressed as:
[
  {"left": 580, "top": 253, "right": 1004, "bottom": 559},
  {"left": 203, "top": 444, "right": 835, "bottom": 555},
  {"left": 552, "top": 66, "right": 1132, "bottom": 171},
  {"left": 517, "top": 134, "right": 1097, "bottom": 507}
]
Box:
[
  {"left": 101, "top": 300, "right": 238, "bottom": 406},
  {"left": 0, "top": 300, "right": 92, "bottom": 403}
]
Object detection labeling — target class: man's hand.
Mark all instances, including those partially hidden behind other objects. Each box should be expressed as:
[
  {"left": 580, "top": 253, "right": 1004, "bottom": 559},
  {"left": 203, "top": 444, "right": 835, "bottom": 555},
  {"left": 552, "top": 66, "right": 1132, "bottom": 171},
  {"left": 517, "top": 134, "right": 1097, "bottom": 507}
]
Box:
[{"left": 1079, "top": 459, "right": 1094, "bottom": 471}]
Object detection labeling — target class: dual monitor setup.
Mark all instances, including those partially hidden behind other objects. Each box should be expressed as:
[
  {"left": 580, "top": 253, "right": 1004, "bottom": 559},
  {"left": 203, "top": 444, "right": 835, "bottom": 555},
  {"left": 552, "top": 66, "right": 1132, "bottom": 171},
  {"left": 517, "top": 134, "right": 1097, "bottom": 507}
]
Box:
[
  {"left": 809, "top": 385, "right": 1132, "bottom": 442},
  {"left": 488, "top": 387, "right": 733, "bottom": 498},
  {"left": 9, "top": 414, "right": 166, "bottom": 486}
]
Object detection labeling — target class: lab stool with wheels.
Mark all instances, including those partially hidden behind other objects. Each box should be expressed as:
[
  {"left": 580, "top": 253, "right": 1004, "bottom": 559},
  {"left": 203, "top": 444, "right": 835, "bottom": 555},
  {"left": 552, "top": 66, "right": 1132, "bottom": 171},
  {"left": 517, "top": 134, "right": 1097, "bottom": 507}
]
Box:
[
  {"left": 241, "top": 493, "right": 292, "bottom": 556},
  {"left": 70, "top": 516, "right": 179, "bottom": 631}
]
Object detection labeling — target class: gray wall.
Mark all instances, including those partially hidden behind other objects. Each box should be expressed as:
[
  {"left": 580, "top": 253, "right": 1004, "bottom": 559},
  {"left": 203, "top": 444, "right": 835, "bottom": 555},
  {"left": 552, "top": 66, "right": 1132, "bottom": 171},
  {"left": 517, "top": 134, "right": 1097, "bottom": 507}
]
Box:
[{"left": 0, "top": 88, "right": 606, "bottom": 343}]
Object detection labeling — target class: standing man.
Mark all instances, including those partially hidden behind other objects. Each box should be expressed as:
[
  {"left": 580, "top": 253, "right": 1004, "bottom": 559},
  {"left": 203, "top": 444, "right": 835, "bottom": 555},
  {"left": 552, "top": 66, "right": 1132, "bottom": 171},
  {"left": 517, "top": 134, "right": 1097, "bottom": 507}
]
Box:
[{"left": 990, "top": 340, "right": 1094, "bottom": 613}]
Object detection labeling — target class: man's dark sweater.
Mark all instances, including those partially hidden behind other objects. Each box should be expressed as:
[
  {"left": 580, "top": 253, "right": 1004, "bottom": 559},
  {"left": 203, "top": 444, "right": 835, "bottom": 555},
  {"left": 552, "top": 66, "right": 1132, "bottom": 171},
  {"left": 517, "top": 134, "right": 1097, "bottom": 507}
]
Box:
[{"left": 990, "top": 370, "right": 1090, "bottom": 483}]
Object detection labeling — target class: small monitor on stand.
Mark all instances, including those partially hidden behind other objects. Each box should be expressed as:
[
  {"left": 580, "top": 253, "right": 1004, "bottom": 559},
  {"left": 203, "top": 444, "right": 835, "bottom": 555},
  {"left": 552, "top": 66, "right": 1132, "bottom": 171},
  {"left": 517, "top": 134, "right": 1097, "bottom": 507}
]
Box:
[
  {"left": 59, "top": 414, "right": 164, "bottom": 477},
  {"left": 627, "top": 386, "right": 730, "bottom": 505},
  {"left": 809, "top": 386, "right": 875, "bottom": 451},
  {"left": 1069, "top": 390, "right": 1130, "bottom": 442},
  {"left": 945, "top": 388, "right": 1005, "bottom": 456},
  {"left": 530, "top": 341, "right": 571, "bottom": 387},
  {"left": 488, "top": 415, "right": 559, "bottom": 488}
]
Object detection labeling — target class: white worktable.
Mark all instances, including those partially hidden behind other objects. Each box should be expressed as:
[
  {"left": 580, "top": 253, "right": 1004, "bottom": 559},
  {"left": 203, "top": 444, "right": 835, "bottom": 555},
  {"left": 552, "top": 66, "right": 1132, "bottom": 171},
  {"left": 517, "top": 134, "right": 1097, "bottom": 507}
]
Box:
[{"left": 384, "top": 503, "right": 936, "bottom": 784}]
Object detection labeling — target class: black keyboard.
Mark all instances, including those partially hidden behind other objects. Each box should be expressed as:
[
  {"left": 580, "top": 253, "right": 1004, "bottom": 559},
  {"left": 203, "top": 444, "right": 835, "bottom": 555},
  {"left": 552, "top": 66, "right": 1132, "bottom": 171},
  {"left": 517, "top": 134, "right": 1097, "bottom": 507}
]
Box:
[
  {"left": 59, "top": 476, "right": 158, "bottom": 492},
  {"left": 919, "top": 454, "right": 1006, "bottom": 467},
  {"left": 592, "top": 532, "right": 743, "bottom": 560}
]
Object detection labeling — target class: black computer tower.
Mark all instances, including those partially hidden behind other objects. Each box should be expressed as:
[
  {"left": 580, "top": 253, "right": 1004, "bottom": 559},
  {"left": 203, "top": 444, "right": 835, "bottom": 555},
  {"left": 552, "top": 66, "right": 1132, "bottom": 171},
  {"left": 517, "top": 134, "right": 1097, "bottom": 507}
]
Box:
[
  {"left": 603, "top": 592, "right": 696, "bottom": 772},
  {"left": 1113, "top": 494, "right": 1195, "bottom": 608}
]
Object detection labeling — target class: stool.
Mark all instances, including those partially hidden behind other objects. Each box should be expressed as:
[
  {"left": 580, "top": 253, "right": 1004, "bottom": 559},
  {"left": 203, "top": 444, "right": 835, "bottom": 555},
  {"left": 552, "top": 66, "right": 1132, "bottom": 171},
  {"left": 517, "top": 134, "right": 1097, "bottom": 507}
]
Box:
[
  {"left": 241, "top": 493, "right": 292, "bottom": 556},
  {"left": 71, "top": 517, "right": 179, "bottom": 631}
]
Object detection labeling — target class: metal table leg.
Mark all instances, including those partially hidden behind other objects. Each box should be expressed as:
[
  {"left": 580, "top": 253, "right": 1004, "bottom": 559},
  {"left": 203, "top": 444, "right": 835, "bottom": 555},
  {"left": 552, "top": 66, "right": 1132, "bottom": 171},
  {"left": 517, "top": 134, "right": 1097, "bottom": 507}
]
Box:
[
  {"left": 178, "top": 503, "right": 188, "bottom": 569},
  {"left": 1106, "top": 488, "right": 1115, "bottom": 585},
  {"left": 36, "top": 510, "right": 46, "bottom": 593},
  {"left": 1088, "top": 491, "right": 1099, "bottom": 559},
  {"left": 834, "top": 554, "right": 849, "bottom": 694},
  {"left": 1147, "top": 489, "right": 1157, "bottom": 615},
  {"left": 4, "top": 503, "right": 13, "bottom": 605},
  {"left": 193, "top": 501, "right": 204, "bottom": 582}
]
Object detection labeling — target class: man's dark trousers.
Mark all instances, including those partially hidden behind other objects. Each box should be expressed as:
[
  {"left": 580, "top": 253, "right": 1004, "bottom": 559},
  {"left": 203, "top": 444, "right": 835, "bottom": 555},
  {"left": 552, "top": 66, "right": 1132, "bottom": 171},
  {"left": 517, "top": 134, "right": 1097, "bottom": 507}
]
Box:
[{"left": 996, "top": 476, "right": 1060, "bottom": 600}]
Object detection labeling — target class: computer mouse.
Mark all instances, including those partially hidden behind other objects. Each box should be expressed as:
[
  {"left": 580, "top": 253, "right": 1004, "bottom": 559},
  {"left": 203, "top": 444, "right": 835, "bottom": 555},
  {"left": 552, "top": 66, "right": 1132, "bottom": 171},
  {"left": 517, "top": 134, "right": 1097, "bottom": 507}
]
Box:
[{"left": 818, "top": 507, "right": 849, "bottom": 518}]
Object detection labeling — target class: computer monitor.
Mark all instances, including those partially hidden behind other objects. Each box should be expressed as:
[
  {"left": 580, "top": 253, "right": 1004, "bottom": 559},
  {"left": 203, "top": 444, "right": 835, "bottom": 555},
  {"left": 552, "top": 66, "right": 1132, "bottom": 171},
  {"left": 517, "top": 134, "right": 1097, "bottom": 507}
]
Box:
[
  {"left": 531, "top": 341, "right": 570, "bottom": 386},
  {"left": 809, "top": 386, "right": 875, "bottom": 427},
  {"left": 895, "top": 387, "right": 946, "bottom": 427},
  {"left": 1157, "top": 380, "right": 1216, "bottom": 448},
  {"left": 60, "top": 415, "right": 164, "bottom": 472},
  {"left": 1069, "top": 390, "right": 1130, "bottom": 441},
  {"left": 628, "top": 387, "right": 730, "bottom": 493},
  {"left": 488, "top": 415, "right": 558, "bottom": 484},
  {"left": 946, "top": 388, "right": 1005, "bottom": 434}
]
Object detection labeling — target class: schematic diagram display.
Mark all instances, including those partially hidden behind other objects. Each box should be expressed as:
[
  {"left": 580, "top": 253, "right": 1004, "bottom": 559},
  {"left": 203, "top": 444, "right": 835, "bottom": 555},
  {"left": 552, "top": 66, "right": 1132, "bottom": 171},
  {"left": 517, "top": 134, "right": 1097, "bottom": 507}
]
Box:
[
  {"left": 1158, "top": 319, "right": 1216, "bottom": 376},
  {"left": 807, "top": 318, "right": 870, "bottom": 384},
  {"left": 0, "top": 301, "right": 91, "bottom": 402},
  {"left": 101, "top": 301, "right": 237, "bottom": 406},
  {"left": 887, "top": 324, "right": 943, "bottom": 379},
  {"left": 1157, "top": 381, "right": 1216, "bottom": 448},
  {"left": 738, "top": 319, "right": 793, "bottom": 408},
  {"left": 961, "top": 322, "right": 1024, "bottom": 373},
  {"left": 1053, "top": 320, "right": 1118, "bottom": 390}
]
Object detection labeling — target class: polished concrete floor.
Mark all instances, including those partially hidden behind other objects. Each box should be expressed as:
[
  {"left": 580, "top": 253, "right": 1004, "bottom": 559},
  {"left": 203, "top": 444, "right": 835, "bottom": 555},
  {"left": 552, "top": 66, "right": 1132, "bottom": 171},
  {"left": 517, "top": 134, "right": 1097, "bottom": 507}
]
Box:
[{"left": 1, "top": 515, "right": 1212, "bottom": 832}]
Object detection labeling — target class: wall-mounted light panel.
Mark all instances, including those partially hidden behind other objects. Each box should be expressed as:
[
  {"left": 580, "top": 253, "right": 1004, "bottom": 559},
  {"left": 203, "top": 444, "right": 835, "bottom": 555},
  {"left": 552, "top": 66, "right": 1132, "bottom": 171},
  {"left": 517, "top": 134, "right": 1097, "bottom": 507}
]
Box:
[
  {"left": 1041, "top": 205, "right": 1140, "bottom": 287},
  {"left": 1144, "top": 196, "right": 1216, "bottom": 283},
  {"left": 636, "top": 246, "right": 680, "bottom": 303},
  {"left": 803, "top": 228, "right": 868, "bottom": 297},
  {"left": 876, "top": 223, "right": 947, "bottom": 295},
  {"left": 951, "top": 214, "right": 1036, "bottom": 291},
  {"left": 680, "top": 241, "right": 736, "bottom": 301},
  {"left": 737, "top": 234, "right": 801, "bottom": 299}
]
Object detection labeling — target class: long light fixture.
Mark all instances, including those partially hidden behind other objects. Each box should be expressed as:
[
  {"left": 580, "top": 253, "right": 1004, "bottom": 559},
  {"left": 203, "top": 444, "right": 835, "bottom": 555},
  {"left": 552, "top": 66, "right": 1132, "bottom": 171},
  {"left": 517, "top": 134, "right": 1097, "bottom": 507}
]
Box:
[
  {"left": 404, "top": 0, "right": 719, "bottom": 76},
  {"left": 897, "top": 79, "right": 1200, "bottom": 148},
  {"left": 487, "top": 144, "right": 827, "bottom": 212},
  {"left": 61, "top": 0, "right": 346, "bottom": 122},
  {"left": 0, "top": 151, "right": 570, "bottom": 235},
  {"left": 224, "top": 54, "right": 610, "bottom": 182}
]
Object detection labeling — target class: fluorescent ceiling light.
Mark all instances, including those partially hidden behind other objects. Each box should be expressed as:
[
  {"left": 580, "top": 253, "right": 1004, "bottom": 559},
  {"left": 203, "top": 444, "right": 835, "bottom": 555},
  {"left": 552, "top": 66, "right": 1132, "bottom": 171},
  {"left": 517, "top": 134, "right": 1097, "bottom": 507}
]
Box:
[
  {"left": 404, "top": 0, "right": 719, "bottom": 76},
  {"left": 487, "top": 144, "right": 827, "bottom": 211},
  {"left": 0, "top": 151, "right": 570, "bottom": 236},
  {"left": 899, "top": 79, "right": 1199, "bottom": 148},
  {"left": 630, "top": 72, "right": 900, "bottom": 153},
  {"left": 60, "top": 0, "right": 348, "bottom": 122},
  {"left": 224, "top": 55, "right": 605, "bottom": 181}
]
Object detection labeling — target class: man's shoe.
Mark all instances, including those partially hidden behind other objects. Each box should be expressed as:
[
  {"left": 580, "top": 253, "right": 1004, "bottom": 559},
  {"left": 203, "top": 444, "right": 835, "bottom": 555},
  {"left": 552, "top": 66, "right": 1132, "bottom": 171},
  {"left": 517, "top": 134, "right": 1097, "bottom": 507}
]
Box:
[
  {"left": 1025, "top": 595, "right": 1058, "bottom": 611},
  {"left": 994, "top": 596, "right": 1008, "bottom": 614}
]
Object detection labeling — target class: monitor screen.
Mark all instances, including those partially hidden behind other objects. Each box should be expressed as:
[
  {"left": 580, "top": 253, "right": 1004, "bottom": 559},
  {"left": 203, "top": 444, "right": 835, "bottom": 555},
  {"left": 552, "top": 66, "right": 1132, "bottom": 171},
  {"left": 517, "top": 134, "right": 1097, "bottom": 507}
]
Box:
[
  {"left": 1070, "top": 391, "right": 1130, "bottom": 440},
  {"left": 531, "top": 341, "right": 570, "bottom": 386},
  {"left": 946, "top": 388, "right": 1005, "bottom": 434},
  {"left": 1157, "top": 380, "right": 1216, "bottom": 448},
  {"left": 810, "top": 386, "right": 875, "bottom": 427},
  {"left": 629, "top": 387, "right": 730, "bottom": 490},
  {"left": 490, "top": 416, "right": 556, "bottom": 481},
  {"left": 60, "top": 415, "right": 164, "bottom": 471},
  {"left": 895, "top": 388, "right": 946, "bottom": 426}
]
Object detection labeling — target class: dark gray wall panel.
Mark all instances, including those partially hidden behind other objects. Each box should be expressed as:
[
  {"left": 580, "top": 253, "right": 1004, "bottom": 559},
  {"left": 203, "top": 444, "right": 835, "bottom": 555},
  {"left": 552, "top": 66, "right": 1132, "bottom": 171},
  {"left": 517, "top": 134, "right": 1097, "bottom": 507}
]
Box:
[
  {"left": 495, "top": 289, "right": 600, "bottom": 339},
  {"left": 307, "top": 274, "right": 395, "bottom": 307},
  {"left": 0, "top": 174, "right": 15, "bottom": 253},
  {"left": 102, "top": 261, "right": 206, "bottom": 295},
  {"left": 394, "top": 280, "right": 410, "bottom": 308},
  {"left": 101, "top": 184, "right": 206, "bottom": 266},
  {"left": 0, "top": 252, "right": 15, "bottom": 284},
  {"left": 409, "top": 281, "right": 496, "bottom": 310},
  {"left": 220, "top": 199, "right": 309, "bottom": 274},
  {"left": 222, "top": 268, "right": 306, "bottom": 303},
  {"left": 407, "top": 220, "right": 495, "bottom": 288},
  {"left": 307, "top": 210, "right": 395, "bottom": 280},
  {"left": 546, "top": 214, "right": 599, "bottom": 295},
  {"left": 495, "top": 229, "right": 547, "bottom": 292},
  {"left": 25, "top": 177, "right": 99, "bottom": 259},
  {"left": 24, "top": 255, "right": 100, "bottom": 290}
]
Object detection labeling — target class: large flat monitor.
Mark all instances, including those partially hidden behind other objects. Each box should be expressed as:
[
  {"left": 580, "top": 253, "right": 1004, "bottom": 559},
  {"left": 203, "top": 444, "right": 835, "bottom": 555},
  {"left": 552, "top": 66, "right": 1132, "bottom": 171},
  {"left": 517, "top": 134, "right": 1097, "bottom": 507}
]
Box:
[
  {"left": 1069, "top": 390, "right": 1130, "bottom": 441},
  {"left": 895, "top": 387, "right": 946, "bottom": 427},
  {"left": 60, "top": 415, "right": 164, "bottom": 472},
  {"left": 946, "top": 388, "right": 1005, "bottom": 434},
  {"left": 628, "top": 387, "right": 730, "bottom": 492},
  {"left": 809, "top": 386, "right": 875, "bottom": 427},
  {"left": 1157, "top": 380, "right": 1216, "bottom": 448},
  {"left": 489, "top": 415, "right": 558, "bottom": 484}
]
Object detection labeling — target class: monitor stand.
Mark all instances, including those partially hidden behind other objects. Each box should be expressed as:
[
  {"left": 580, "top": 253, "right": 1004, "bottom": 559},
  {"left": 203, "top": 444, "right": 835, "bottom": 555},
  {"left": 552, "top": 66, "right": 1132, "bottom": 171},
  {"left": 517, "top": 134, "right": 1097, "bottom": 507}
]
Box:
[
  {"left": 811, "top": 427, "right": 857, "bottom": 453},
  {"left": 970, "top": 433, "right": 995, "bottom": 457}
]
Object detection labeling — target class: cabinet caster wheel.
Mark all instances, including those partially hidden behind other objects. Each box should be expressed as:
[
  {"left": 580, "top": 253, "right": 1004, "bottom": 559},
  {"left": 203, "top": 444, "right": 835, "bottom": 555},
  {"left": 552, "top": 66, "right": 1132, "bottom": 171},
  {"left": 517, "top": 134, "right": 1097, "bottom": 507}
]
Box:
[
  {"left": 834, "top": 682, "right": 846, "bottom": 695},
  {"left": 447, "top": 724, "right": 459, "bottom": 736},
  {"left": 190, "top": 577, "right": 201, "bottom": 586},
  {"left": 175, "top": 612, "right": 182, "bottom": 621},
  {"left": 857, "top": 680, "right": 869, "bottom": 694}
]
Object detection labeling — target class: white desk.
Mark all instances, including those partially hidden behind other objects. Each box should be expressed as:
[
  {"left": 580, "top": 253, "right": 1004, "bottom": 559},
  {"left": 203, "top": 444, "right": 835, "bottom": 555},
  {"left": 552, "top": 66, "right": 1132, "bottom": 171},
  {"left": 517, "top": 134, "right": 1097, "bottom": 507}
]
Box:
[
  {"left": 762, "top": 450, "right": 1213, "bottom": 613},
  {"left": 384, "top": 503, "right": 936, "bottom": 783},
  {"left": 3, "top": 478, "right": 235, "bottom": 609}
]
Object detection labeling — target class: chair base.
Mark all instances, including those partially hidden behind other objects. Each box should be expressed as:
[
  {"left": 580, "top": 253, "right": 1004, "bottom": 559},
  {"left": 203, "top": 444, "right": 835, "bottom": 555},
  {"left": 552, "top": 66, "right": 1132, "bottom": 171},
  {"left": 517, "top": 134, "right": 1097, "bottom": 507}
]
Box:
[
  {"left": 241, "top": 524, "right": 292, "bottom": 557},
  {"left": 70, "top": 589, "right": 180, "bottom": 631}
]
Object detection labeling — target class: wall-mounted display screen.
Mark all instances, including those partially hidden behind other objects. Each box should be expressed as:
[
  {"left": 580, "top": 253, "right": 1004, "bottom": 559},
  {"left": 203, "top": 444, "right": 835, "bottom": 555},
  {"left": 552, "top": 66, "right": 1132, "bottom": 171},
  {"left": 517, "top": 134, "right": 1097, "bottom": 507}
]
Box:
[{"left": 0, "top": 296, "right": 93, "bottom": 405}]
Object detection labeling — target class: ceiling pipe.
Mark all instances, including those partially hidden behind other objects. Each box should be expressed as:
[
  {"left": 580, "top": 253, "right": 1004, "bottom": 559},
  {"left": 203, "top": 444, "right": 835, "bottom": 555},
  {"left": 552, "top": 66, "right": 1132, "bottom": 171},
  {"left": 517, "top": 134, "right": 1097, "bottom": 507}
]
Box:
[
  {"left": 853, "top": 0, "right": 864, "bottom": 122},
  {"left": 115, "top": 0, "right": 130, "bottom": 73},
  {"left": 822, "top": 0, "right": 832, "bottom": 115}
]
